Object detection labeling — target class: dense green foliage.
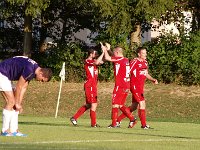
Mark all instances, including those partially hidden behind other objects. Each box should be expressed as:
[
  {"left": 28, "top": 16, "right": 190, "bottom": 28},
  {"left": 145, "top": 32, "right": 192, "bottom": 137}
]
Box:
[
  {"left": 31, "top": 31, "right": 200, "bottom": 85},
  {"left": 7, "top": 0, "right": 50, "bottom": 17},
  {"left": 33, "top": 43, "right": 86, "bottom": 82},
  {"left": 0, "top": 0, "right": 176, "bottom": 55},
  {"left": 1, "top": 0, "right": 200, "bottom": 84},
  {"left": 145, "top": 31, "right": 200, "bottom": 85}
]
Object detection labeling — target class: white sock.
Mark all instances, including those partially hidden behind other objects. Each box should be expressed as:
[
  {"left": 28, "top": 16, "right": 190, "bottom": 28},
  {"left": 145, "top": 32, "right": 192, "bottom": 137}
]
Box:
[
  {"left": 10, "top": 110, "right": 19, "bottom": 133},
  {"left": 2, "top": 109, "right": 13, "bottom": 133}
]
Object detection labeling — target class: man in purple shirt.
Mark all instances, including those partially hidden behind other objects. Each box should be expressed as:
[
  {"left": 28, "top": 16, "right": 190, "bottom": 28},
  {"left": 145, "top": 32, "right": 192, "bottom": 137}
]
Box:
[{"left": 0, "top": 56, "right": 52, "bottom": 136}]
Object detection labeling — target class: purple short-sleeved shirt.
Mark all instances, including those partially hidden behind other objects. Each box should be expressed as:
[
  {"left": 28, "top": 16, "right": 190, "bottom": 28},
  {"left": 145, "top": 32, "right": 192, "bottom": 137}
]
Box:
[{"left": 0, "top": 56, "right": 39, "bottom": 81}]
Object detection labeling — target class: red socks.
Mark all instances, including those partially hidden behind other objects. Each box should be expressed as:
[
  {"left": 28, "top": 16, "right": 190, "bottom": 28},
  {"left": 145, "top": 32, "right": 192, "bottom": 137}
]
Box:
[
  {"left": 90, "top": 110, "right": 96, "bottom": 126},
  {"left": 120, "top": 106, "right": 134, "bottom": 121},
  {"left": 73, "top": 105, "right": 88, "bottom": 120},
  {"left": 117, "top": 106, "right": 131, "bottom": 122},
  {"left": 138, "top": 109, "right": 146, "bottom": 127},
  {"left": 112, "top": 108, "right": 118, "bottom": 126},
  {"left": 73, "top": 105, "right": 97, "bottom": 126}
]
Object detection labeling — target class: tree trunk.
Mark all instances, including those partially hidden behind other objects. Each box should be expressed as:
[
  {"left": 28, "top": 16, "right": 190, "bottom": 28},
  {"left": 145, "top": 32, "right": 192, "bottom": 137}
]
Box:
[
  {"left": 39, "top": 24, "right": 48, "bottom": 52},
  {"left": 61, "top": 20, "right": 67, "bottom": 43},
  {"left": 23, "top": 15, "right": 32, "bottom": 57},
  {"left": 130, "top": 24, "right": 141, "bottom": 49},
  {"left": 39, "top": 11, "right": 49, "bottom": 53}
]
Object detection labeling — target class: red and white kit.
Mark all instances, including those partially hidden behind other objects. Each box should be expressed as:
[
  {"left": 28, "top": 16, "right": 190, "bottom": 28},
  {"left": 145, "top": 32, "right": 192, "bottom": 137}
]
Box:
[
  {"left": 84, "top": 59, "right": 98, "bottom": 103},
  {"left": 130, "top": 58, "right": 148, "bottom": 102},
  {"left": 111, "top": 56, "right": 130, "bottom": 105}
]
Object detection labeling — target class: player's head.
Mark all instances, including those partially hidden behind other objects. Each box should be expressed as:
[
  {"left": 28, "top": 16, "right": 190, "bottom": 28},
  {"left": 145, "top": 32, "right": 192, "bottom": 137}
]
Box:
[
  {"left": 113, "top": 46, "right": 123, "bottom": 57},
  {"left": 35, "top": 68, "right": 53, "bottom": 82},
  {"left": 88, "top": 48, "right": 98, "bottom": 58},
  {"left": 136, "top": 47, "right": 147, "bottom": 60}
]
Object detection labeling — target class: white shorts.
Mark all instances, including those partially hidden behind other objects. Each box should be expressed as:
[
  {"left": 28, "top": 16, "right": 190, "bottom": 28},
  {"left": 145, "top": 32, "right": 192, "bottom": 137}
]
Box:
[{"left": 0, "top": 73, "right": 13, "bottom": 91}]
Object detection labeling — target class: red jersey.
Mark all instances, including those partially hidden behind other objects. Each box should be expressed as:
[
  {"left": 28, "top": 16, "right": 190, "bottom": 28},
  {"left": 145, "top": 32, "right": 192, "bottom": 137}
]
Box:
[
  {"left": 84, "top": 59, "right": 98, "bottom": 87},
  {"left": 130, "top": 58, "right": 148, "bottom": 91},
  {"left": 111, "top": 56, "right": 130, "bottom": 89}
]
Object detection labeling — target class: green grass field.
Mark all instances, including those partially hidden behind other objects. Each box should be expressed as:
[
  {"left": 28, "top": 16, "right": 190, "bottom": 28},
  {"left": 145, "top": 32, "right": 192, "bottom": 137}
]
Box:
[
  {"left": 0, "top": 82, "right": 200, "bottom": 149},
  {"left": 0, "top": 116, "right": 200, "bottom": 150}
]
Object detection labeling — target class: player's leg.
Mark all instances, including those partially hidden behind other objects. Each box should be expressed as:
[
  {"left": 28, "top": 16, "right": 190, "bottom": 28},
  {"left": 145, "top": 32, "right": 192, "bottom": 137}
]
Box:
[
  {"left": 116, "top": 89, "right": 129, "bottom": 123},
  {"left": 109, "top": 86, "right": 120, "bottom": 128},
  {"left": 130, "top": 89, "right": 140, "bottom": 112},
  {"left": 1, "top": 91, "right": 15, "bottom": 136},
  {"left": 138, "top": 100, "right": 149, "bottom": 128},
  {"left": 70, "top": 103, "right": 90, "bottom": 125},
  {"left": 117, "top": 90, "right": 139, "bottom": 123},
  {"left": 90, "top": 87, "right": 99, "bottom": 127},
  {"left": 109, "top": 105, "right": 119, "bottom": 128},
  {"left": 118, "top": 89, "right": 136, "bottom": 128},
  {"left": 116, "top": 106, "right": 130, "bottom": 125},
  {"left": 119, "top": 105, "right": 137, "bottom": 128},
  {"left": 9, "top": 84, "right": 24, "bottom": 135},
  {"left": 0, "top": 74, "right": 16, "bottom": 136},
  {"left": 133, "top": 90, "right": 149, "bottom": 128},
  {"left": 10, "top": 110, "right": 19, "bottom": 133},
  {"left": 72, "top": 104, "right": 90, "bottom": 120},
  {"left": 90, "top": 103, "right": 98, "bottom": 127},
  {"left": 70, "top": 86, "right": 91, "bottom": 126},
  {"left": 117, "top": 102, "right": 138, "bottom": 124}
]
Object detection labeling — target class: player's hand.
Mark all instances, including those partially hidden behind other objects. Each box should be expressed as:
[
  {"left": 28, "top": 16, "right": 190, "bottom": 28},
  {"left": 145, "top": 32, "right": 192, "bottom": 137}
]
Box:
[
  {"left": 100, "top": 42, "right": 106, "bottom": 52},
  {"left": 15, "top": 104, "right": 23, "bottom": 113},
  {"left": 105, "top": 43, "right": 111, "bottom": 51},
  {"left": 153, "top": 79, "right": 158, "bottom": 84},
  {"left": 100, "top": 42, "right": 110, "bottom": 52}
]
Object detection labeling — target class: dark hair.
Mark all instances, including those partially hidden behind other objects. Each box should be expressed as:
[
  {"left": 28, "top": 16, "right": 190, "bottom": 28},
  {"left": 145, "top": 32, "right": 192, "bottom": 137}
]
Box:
[
  {"left": 136, "top": 47, "right": 147, "bottom": 53},
  {"left": 41, "top": 68, "right": 53, "bottom": 81},
  {"left": 87, "top": 48, "right": 97, "bottom": 55}
]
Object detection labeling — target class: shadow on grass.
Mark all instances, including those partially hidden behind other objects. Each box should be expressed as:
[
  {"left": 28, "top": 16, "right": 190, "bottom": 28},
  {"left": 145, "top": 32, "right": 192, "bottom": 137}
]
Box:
[
  {"left": 19, "top": 121, "right": 200, "bottom": 140},
  {"left": 19, "top": 121, "right": 97, "bottom": 128},
  {"left": 71, "top": 126, "right": 200, "bottom": 141},
  {"left": 19, "top": 121, "right": 66, "bottom": 127}
]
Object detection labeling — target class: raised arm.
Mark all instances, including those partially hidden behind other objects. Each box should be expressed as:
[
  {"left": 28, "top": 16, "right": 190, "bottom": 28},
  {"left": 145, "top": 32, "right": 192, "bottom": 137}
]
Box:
[
  {"left": 94, "top": 50, "right": 105, "bottom": 65},
  {"left": 100, "top": 42, "right": 112, "bottom": 61}
]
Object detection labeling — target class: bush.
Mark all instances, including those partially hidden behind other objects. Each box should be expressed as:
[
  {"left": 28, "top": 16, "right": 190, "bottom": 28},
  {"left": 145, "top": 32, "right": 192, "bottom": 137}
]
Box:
[
  {"left": 144, "top": 31, "right": 200, "bottom": 85},
  {"left": 32, "top": 31, "right": 200, "bottom": 85},
  {"left": 33, "top": 42, "right": 86, "bottom": 82}
]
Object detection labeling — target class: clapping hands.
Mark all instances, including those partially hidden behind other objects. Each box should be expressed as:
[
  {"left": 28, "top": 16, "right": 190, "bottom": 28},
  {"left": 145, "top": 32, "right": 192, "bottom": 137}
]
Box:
[{"left": 100, "top": 42, "right": 111, "bottom": 52}]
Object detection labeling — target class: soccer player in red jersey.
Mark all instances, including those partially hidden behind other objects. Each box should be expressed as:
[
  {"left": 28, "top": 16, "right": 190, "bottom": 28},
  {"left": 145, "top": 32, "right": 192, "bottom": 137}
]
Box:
[
  {"left": 70, "top": 48, "right": 104, "bottom": 127},
  {"left": 117, "top": 47, "right": 158, "bottom": 129},
  {"left": 101, "top": 43, "right": 136, "bottom": 128}
]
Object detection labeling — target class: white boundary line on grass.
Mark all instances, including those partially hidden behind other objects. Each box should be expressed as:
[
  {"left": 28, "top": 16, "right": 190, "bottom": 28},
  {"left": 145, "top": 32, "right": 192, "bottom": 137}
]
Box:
[
  {"left": 33, "top": 139, "right": 200, "bottom": 144},
  {"left": 0, "top": 139, "right": 199, "bottom": 145}
]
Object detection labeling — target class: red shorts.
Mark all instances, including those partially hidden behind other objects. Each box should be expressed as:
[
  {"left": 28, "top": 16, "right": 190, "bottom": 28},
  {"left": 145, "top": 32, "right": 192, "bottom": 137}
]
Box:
[
  {"left": 84, "top": 85, "right": 97, "bottom": 104},
  {"left": 112, "top": 86, "right": 129, "bottom": 105},
  {"left": 130, "top": 86, "right": 144, "bottom": 103}
]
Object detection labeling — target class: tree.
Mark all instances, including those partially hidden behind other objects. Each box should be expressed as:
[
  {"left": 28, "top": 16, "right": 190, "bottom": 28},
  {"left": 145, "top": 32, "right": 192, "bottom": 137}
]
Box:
[
  {"left": 93, "top": 0, "right": 175, "bottom": 47},
  {"left": 0, "top": 1, "right": 24, "bottom": 57},
  {"left": 33, "top": 0, "right": 100, "bottom": 52},
  {"left": 6, "top": 0, "right": 50, "bottom": 56},
  {"left": 175, "top": 0, "right": 200, "bottom": 32}
]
